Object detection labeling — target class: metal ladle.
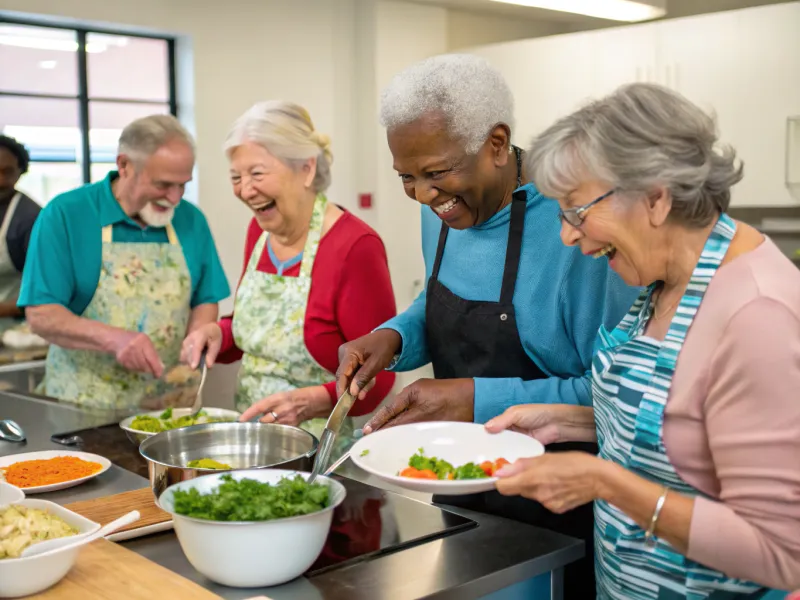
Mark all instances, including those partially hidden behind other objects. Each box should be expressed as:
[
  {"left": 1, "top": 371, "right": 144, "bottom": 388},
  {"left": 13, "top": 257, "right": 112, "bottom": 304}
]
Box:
[{"left": 0, "top": 419, "right": 26, "bottom": 443}]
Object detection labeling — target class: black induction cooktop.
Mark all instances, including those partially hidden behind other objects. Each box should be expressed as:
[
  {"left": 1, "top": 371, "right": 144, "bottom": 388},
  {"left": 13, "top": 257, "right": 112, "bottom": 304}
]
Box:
[{"left": 51, "top": 424, "right": 479, "bottom": 575}]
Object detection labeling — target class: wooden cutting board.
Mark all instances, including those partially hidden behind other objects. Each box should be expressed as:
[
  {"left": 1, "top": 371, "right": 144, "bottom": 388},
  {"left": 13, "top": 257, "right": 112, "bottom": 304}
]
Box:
[
  {"left": 30, "top": 539, "right": 222, "bottom": 599},
  {"left": 65, "top": 488, "right": 171, "bottom": 536}
]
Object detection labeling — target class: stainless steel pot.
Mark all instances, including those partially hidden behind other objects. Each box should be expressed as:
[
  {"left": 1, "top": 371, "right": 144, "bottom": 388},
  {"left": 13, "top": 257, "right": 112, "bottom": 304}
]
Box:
[{"left": 139, "top": 422, "right": 318, "bottom": 498}]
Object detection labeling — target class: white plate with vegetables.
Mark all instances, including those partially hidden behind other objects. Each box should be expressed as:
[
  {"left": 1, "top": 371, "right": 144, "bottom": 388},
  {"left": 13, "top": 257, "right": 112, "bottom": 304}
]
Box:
[
  {"left": 0, "top": 451, "right": 112, "bottom": 494},
  {"left": 350, "top": 421, "right": 545, "bottom": 495}
]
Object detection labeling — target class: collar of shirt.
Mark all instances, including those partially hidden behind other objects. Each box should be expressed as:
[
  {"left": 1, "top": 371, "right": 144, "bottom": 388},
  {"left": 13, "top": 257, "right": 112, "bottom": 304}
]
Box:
[{"left": 98, "top": 170, "right": 151, "bottom": 230}]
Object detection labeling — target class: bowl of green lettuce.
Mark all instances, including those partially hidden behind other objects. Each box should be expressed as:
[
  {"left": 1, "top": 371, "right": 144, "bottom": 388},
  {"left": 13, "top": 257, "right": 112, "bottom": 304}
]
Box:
[{"left": 157, "top": 469, "right": 346, "bottom": 588}]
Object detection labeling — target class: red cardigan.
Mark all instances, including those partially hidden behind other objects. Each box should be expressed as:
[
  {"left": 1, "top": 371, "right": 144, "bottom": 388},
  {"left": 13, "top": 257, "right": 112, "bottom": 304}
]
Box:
[{"left": 217, "top": 212, "right": 397, "bottom": 416}]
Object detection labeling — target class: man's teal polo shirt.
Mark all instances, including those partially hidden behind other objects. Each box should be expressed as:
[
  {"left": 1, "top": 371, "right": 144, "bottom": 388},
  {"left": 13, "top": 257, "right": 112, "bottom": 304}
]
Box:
[{"left": 18, "top": 171, "right": 230, "bottom": 314}]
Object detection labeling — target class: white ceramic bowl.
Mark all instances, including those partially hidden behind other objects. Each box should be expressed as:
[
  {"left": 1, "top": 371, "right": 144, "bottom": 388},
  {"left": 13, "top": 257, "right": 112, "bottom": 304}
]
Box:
[
  {"left": 157, "top": 469, "right": 346, "bottom": 588},
  {"left": 0, "top": 499, "right": 100, "bottom": 598},
  {"left": 350, "top": 421, "right": 545, "bottom": 495},
  {"left": 0, "top": 481, "right": 24, "bottom": 505}
]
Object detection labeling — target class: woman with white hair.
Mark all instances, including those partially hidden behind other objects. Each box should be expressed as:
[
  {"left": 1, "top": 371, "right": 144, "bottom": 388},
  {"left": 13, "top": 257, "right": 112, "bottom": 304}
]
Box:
[
  {"left": 182, "top": 101, "right": 397, "bottom": 454},
  {"left": 488, "top": 83, "right": 800, "bottom": 598},
  {"left": 335, "top": 54, "right": 639, "bottom": 597}
]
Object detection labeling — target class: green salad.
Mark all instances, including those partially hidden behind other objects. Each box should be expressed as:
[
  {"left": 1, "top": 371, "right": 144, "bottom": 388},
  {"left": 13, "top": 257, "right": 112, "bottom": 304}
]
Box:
[
  {"left": 129, "top": 407, "right": 234, "bottom": 433},
  {"left": 399, "top": 448, "right": 497, "bottom": 480},
  {"left": 171, "top": 474, "right": 330, "bottom": 522}
]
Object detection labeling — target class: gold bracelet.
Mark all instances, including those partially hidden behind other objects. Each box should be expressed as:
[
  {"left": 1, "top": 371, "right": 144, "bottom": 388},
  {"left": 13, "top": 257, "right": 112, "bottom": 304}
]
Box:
[{"left": 644, "top": 487, "right": 669, "bottom": 548}]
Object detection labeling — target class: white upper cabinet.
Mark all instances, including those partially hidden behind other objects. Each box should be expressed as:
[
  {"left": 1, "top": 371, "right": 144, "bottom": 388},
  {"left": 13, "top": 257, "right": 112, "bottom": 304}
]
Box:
[
  {"left": 589, "top": 23, "right": 658, "bottom": 97},
  {"left": 657, "top": 4, "right": 800, "bottom": 206},
  {"left": 475, "top": 32, "right": 598, "bottom": 146},
  {"left": 469, "top": 1, "right": 800, "bottom": 206}
]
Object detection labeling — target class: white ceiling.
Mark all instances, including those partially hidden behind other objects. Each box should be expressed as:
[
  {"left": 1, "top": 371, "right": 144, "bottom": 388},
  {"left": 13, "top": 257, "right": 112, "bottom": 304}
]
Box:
[{"left": 406, "top": 0, "right": 794, "bottom": 26}]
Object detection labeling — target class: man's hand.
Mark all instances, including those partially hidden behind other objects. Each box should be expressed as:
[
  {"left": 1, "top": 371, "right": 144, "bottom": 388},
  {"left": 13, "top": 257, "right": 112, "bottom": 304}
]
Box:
[
  {"left": 114, "top": 331, "right": 163, "bottom": 378},
  {"left": 336, "top": 329, "right": 402, "bottom": 398},
  {"left": 363, "top": 378, "right": 474, "bottom": 434},
  {"left": 180, "top": 323, "right": 222, "bottom": 369}
]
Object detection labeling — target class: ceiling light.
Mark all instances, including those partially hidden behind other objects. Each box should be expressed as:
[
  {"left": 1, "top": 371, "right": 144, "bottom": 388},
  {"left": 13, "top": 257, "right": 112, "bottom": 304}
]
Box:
[
  {"left": 38, "top": 60, "right": 57, "bottom": 69},
  {"left": 489, "top": 0, "right": 666, "bottom": 22}
]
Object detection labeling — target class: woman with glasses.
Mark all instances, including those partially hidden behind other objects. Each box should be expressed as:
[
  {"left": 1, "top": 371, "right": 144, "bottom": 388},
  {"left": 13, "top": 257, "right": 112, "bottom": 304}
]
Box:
[
  {"left": 487, "top": 82, "right": 800, "bottom": 598},
  {"left": 335, "top": 54, "right": 638, "bottom": 597}
]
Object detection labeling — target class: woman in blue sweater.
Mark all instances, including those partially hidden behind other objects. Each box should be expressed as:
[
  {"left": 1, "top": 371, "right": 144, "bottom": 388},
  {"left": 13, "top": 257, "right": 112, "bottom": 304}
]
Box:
[{"left": 336, "top": 54, "right": 638, "bottom": 596}]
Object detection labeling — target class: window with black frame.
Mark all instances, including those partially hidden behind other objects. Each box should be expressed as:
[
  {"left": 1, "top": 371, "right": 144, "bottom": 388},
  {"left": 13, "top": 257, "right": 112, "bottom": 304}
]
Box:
[{"left": 0, "top": 19, "right": 177, "bottom": 205}]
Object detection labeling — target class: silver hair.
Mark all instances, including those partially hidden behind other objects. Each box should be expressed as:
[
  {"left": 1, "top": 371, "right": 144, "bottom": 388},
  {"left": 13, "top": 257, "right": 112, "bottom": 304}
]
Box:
[
  {"left": 118, "top": 114, "right": 195, "bottom": 164},
  {"left": 526, "top": 82, "right": 743, "bottom": 228},
  {"left": 379, "top": 53, "right": 515, "bottom": 154},
  {"left": 223, "top": 101, "right": 333, "bottom": 192}
]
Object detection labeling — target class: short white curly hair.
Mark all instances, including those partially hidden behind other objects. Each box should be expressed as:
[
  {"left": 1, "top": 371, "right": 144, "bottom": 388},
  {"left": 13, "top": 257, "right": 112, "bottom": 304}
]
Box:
[{"left": 379, "top": 54, "right": 515, "bottom": 154}]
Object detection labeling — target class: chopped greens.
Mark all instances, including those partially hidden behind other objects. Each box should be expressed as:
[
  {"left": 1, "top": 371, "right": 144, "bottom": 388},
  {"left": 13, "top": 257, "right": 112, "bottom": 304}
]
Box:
[
  {"left": 171, "top": 474, "right": 329, "bottom": 522},
  {"left": 359, "top": 449, "right": 370, "bottom": 457},
  {"left": 129, "top": 408, "right": 233, "bottom": 433}
]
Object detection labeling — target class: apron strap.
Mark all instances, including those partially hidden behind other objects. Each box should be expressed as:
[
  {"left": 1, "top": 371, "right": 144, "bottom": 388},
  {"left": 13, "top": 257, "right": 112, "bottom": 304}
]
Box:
[
  {"left": 101, "top": 223, "right": 180, "bottom": 245},
  {"left": 499, "top": 191, "right": 527, "bottom": 304},
  {"left": 431, "top": 223, "right": 449, "bottom": 280},
  {"left": 0, "top": 192, "right": 22, "bottom": 242},
  {"left": 165, "top": 223, "right": 179, "bottom": 246}
]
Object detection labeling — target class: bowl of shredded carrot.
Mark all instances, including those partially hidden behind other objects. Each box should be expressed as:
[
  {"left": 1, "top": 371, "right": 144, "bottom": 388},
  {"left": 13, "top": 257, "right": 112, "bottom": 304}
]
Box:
[{"left": 0, "top": 451, "right": 111, "bottom": 494}]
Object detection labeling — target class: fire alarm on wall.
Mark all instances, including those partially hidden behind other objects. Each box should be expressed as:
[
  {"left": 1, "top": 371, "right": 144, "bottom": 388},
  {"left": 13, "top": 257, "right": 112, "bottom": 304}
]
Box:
[{"left": 359, "top": 193, "right": 373, "bottom": 209}]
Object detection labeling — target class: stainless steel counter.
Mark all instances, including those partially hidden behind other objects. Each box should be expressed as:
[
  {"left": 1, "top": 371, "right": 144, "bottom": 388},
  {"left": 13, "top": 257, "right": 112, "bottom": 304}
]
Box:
[{"left": 0, "top": 392, "right": 583, "bottom": 600}]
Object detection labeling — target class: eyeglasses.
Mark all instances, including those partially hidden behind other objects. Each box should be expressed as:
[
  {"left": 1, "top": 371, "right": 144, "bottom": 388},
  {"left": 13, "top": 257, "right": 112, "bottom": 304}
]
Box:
[{"left": 559, "top": 189, "right": 615, "bottom": 228}]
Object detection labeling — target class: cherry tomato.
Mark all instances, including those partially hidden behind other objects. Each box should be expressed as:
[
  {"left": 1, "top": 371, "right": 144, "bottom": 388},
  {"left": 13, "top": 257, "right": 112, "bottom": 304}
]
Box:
[
  {"left": 494, "top": 458, "right": 510, "bottom": 472},
  {"left": 479, "top": 461, "right": 494, "bottom": 476}
]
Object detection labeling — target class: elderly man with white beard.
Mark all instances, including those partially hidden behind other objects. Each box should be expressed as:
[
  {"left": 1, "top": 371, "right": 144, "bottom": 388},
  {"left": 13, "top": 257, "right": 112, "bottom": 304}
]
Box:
[{"left": 18, "top": 114, "right": 230, "bottom": 411}]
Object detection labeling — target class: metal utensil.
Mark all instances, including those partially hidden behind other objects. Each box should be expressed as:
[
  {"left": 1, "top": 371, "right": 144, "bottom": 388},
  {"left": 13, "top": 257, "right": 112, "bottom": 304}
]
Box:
[
  {"left": 322, "top": 450, "right": 350, "bottom": 476},
  {"left": 308, "top": 389, "right": 357, "bottom": 484},
  {"left": 188, "top": 348, "right": 208, "bottom": 419},
  {"left": 0, "top": 419, "right": 26, "bottom": 443},
  {"left": 139, "top": 421, "right": 318, "bottom": 498}
]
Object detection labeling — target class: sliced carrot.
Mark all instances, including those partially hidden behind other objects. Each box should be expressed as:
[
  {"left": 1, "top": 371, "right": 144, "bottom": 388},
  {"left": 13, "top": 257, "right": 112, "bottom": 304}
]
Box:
[
  {"left": 479, "top": 461, "right": 494, "bottom": 476},
  {"left": 400, "top": 467, "right": 420, "bottom": 478},
  {"left": 417, "top": 469, "right": 438, "bottom": 480}
]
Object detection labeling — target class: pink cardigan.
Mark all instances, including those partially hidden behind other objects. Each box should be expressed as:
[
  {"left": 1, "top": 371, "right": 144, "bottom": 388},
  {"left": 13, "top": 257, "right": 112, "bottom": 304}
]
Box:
[{"left": 665, "top": 237, "right": 800, "bottom": 590}]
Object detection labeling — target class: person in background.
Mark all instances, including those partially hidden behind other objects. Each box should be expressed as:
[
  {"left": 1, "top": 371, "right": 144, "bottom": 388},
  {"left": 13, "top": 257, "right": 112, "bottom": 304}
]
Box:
[
  {"left": 488, "top": 83, "right": 800, "bottom": 598},
  {"left": 334, "top": 54, "right": 639, "bottom": 597},
  {"left": 0, "top": 135, "right": 41, "bottom": 324},
  {"left": 19, "top": 115, "right": 230, "bottom": 411},
  {"left": 182, "top": 101, "right": 396, "bottom": 457}
]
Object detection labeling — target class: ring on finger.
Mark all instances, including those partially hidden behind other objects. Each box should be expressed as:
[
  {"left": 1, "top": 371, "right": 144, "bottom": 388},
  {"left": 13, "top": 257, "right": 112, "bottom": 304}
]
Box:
[{"left": 270, "top": 410, "right": 279, "bottom": 421}]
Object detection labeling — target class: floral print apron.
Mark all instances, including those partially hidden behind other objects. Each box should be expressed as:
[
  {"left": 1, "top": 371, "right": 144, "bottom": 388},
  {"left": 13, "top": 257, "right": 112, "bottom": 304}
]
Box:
[
  {"left": 42, "top": 223, "right": 195, "bottom": 411},
  {"left": 592, "top": 214, "right": 771, "bottom": 600},
  {"left": 232, "top": 194, "right": 354, "bottom": 458}
]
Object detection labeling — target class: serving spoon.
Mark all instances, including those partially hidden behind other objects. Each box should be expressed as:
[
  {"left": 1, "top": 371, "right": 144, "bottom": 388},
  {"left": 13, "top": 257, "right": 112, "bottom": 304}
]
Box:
[
  {"left": 21, "top": 510, "right": 141, "bottom": 558},
  {"left": 187, "top": 349, "right": 209, "bottom": 420},
  {"left": 0, "top": 419, "right": 26, "bottom": 443}
]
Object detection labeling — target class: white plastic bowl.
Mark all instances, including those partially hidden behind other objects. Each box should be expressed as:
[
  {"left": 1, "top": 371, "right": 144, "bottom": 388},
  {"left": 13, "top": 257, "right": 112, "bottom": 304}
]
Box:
[
  {"left": 350, "top": 421, "right": 545, "bottom": 495},
  {"left": 157, "top": 469, "right": 346, "bottom": 588},
  {"left": 0, "top": 481, "right": 24, "bottom": 505},
  {"left": 0, "top": 499, "right": 100, "bottom": 598}
]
